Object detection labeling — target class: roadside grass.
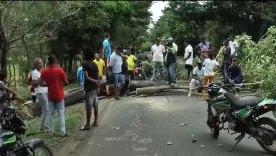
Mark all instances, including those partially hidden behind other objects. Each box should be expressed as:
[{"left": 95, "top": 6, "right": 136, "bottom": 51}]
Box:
[{"left": 22, "top": 108, "right": 83, "bottom": 146}]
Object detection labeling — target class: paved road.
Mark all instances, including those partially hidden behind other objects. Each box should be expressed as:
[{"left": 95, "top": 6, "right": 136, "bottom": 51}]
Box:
[{"left": 74, "top": 95, "right": 270, "bottom": 156}]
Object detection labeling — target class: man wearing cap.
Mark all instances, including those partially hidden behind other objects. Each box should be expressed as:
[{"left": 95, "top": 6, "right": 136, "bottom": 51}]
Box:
[
  {"left": 228, "top": 58, "right": 243, "bottom": 84},
  {"left": 151, "top": 38, "right": 165, "bottom": 81},
  {"left": 109, "top": 46, "right": 125, "bottom": 100},
  {"left": 188, "top": 61, "right": 204, "bottom": 97},
  {"left": 167, "top": 37, "right": 178, "bottom": 53}
]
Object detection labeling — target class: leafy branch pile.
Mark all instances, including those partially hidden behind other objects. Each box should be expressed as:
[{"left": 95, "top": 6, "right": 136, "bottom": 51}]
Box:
[{"left": 235, "top": 26, "right": 276, "bottom": 97}]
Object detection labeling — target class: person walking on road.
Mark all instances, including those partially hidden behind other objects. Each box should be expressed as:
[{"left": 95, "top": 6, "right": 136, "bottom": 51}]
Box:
[
  {"left": 151, "top": 38, "right": 165, "bottom": 82},
  {"left": 81, "top": 49, "right": 100, "bottom": 130},
  {"left": 165, "top": 42, "right": 177, "bottom": 87},
  {"left": 183, "top": 39, "right": 194, "bottom": 79},
  {"left": 188, "top": 61, "right": 204, "bottom": 97},
  {"left": 202, "top": 54, "right": 220, "bottom": 100},
  {"left": 222, "top": 40, "right": 231, "bottom": 80},
  {"left": 94, "top": 53, "right": 105, "bottom": 81},
  {"left": 109, "top": 46, "right": 125, "bottom": 100},
  {"left": 40, "top": 55, "right": 69, "bottom": 137},
  {"left": 102, "top": 33, "right": 111, "bottom": 70},
  {"left": 31, "top": 58, "right": 49, "bottom": 132}
]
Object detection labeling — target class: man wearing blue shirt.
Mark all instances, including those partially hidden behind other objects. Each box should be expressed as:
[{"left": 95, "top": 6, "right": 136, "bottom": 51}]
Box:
[
  {"left": 102, "top": 33, "right": 111, "bottom": 70},
  {"left": 77, "top": 65, "right": 84, "bottom": 87}
]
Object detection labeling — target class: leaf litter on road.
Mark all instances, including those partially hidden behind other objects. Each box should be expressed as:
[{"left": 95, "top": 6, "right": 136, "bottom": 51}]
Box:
[
  {"left": 192, "top": 140, "right": 197, "bottom": 143},
  {"left": 201, "top": 145, "right": 204, "bottom": 148},
  {"left": 180, "top": 123, "right": 188, "bottom": 126},
  {"left": 216, "top": 144, "right": 223, "bottom": 147},
  {"left": 167, "top": 141, "right": 172, "bottom": 145}
]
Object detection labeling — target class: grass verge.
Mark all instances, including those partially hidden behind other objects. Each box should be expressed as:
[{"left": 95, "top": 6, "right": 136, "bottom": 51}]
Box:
[{"left": 22, "top": 108, "right": 83, "bottom": 147}]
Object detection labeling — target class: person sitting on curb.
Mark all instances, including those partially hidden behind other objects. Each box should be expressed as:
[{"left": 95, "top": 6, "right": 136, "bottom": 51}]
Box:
[{"left": 188, "top": 61, "right": 204, "bottom": 97}]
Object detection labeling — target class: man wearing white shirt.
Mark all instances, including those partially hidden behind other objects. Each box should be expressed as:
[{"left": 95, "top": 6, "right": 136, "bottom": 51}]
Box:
[
  {"left": 151, "top": 38, "right": 165, "bottom": 81},
  {"left": 183, "top": 40, "right": 194, "bottom": 79},
  {"left": 31, "top": 58, "right": 49, "bottom": 132},
  {"left": 229, "top": 36, "right": 239, "bottom": 58}
]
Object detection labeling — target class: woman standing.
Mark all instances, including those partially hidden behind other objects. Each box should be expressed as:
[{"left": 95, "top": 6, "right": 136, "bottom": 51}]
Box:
[{"left": 31, "top": 58, "right": 49, "bottom": 132}]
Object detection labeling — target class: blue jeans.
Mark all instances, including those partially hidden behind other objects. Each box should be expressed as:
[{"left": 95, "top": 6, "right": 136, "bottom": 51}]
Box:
[
  {"left": 48, "top": 100, "right": 66, "bottom": 134},
  {"left": 222, "top": 63, "right": 230, "bottom": 79},
  {"left": 112, "top": 73, "right": 125, "bottom": 88},
  {"left": 36, "top": 93, "right": 49, "bottom": 129},
  {"left": 167, "top": 63, "right": 176, "bottom": 84}
]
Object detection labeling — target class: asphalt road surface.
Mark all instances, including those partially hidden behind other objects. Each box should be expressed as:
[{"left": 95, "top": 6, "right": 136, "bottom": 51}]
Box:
[{"left": 74, "top": 95, "right": 271, "bottom": 156}]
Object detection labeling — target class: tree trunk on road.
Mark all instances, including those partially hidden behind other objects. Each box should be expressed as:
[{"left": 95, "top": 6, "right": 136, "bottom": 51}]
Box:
[{"left": 136, "top": 85, "right": 190, "bottom": 95}]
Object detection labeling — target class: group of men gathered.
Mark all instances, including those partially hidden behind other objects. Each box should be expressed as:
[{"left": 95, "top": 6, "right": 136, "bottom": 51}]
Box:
[
  {"left": 187, "top": 36, "right": 242, "bottom": 99},
  {"left": 149, "top": 36, "right": 242, "bottom": 100}
]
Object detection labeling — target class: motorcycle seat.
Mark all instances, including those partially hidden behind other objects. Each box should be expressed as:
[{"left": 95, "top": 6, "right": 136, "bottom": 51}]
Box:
[{"left": 224, "top": 92, "right": 264, "bottom": 109}]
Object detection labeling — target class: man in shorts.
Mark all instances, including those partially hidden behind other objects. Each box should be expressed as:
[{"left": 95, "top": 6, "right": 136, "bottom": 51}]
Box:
[
  {"left": 109, "top": 46, "right": 125, "bottom": 100},
  {"left": 81, "top": 49, "right": 100, "bottom": 130},
  {"left": 188, "top": 61, "right": 204, "bottom": 97}
]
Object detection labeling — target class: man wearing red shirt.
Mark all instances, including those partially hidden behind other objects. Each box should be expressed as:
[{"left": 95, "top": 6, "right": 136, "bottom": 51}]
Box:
[{"left": 40, "top": 55, "right": 69, "bottom": 136}]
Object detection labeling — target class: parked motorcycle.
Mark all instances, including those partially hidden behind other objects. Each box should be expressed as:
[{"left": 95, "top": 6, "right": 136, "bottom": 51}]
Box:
[
  {"left": 206, "top": 82, "right": 276, "bottom": 155},
  {"left": 0, "top": 104, "right": 53, "bottom": 156}
]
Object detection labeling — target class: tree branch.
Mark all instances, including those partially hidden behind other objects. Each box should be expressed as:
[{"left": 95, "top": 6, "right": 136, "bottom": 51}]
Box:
[
  {"left": 8, "top": 37, "right": 57, "bottom": 49},
  {"left": 0, "top": 1, "right": 13, "bottom": 12}
]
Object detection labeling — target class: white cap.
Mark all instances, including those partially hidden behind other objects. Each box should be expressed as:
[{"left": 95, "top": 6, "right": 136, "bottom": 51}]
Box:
[{"left": 168, "top": 37, "right": 173, "bottom": 41}]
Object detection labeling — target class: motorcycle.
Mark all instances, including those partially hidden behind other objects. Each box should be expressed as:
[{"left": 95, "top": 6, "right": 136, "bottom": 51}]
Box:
[
  {"left": 206, "top": 82, "right": 276, "bottom": 155},
  {"left": 0, "top": 99, "right": 53, "bottom": 155}
]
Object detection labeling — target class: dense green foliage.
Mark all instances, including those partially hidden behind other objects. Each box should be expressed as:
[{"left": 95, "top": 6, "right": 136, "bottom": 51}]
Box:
[
  {"left": 0, "top": 1, "right": 152, "bottom": 85},
  {"left": 149, "top": 1, "right": 276, "bottom": 96}
]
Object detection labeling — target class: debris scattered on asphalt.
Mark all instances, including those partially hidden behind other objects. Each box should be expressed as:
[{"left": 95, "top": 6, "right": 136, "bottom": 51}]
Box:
[
  {"left": 191, "top": 135, "right": 194, "bottom": 137},
  {"left": 112, "top": 127, "right": 120, "bottom": 130},
  {"left": 192, "top": 140, "right": 197, "bottom": 143},
  {"left": 180, "top": 123, "right": 188, "bottom": 126},
  {"left": 189, "top": 125, "right": 192, "bottom": 127},
  {"left": 167, "top": 141, "right": 172, "bottom": 145},
  {"left": 201, "top": 145, "right": 204, "bottom": 148},
  {"left": 216, "top": 144, "right": 223, "bottom": 147}
]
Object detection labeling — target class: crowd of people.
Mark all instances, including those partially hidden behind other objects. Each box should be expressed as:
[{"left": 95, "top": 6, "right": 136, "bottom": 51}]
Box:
[{"left": 24, "top": 32, "right": 242, "bottom": 135}]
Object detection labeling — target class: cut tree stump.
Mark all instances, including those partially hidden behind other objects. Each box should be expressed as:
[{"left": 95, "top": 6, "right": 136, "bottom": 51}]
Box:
[{"left": 136, "top": 85, "right": 190, "bottom": 95}]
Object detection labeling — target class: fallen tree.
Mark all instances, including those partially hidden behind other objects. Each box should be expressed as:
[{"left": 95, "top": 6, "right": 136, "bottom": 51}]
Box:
[
  {"left": 25, "top": 87, "right": 85, "bottom": 117},
  {"left": 136, "top": 85, "right": 190, "bottom": 95}
]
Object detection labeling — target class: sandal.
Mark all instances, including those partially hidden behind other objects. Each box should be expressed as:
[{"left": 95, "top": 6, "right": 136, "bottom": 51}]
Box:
[
  {"left": 92, "top": 122, "right": 98, "bottom": 127},
  {"left": 80, "top": 125, "right": 91, "bottom": 130}
]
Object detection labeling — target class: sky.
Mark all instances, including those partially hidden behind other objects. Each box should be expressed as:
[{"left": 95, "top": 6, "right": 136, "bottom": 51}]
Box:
[{"left": 149, "top": 1, "right": 169, "bottom": 28}]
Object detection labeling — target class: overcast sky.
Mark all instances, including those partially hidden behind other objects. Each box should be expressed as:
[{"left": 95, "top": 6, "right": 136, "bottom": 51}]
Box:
[{"left": 149, "top": 1, "right": 169, "bottom": 28}]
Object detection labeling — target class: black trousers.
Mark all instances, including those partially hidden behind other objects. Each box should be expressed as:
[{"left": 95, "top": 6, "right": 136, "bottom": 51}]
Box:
[{"left": 185, "top": 64, "right": 193, "bottom": 78}]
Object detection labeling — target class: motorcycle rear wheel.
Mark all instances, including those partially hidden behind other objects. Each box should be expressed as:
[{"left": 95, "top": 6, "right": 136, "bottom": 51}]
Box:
[
  {"left": 255, "top": 117, "right": 276, "bottom": 155},
  {"left": 33, "top": 143, "right": 53, "bottom": 156}
]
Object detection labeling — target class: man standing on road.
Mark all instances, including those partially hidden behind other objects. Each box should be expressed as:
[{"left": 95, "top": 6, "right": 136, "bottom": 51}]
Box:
[
  {"left": 183, "top": 39, "right": 194, "bottom": 79},
  {"left": 126, "top": 50, "right": 137, "bottom": 80},
  {"left": 188, "top": 61, "right": 204, "bottom": 97},
  {"left": 151, "top": 38, "right": 165, "bottom": 82},
  {"left": 31, "top": 58, "right": 49, "bottom": 132},
  {"left": 81, "top": 49, "right": 100, "bottom": 130},
  {"left": 222, "top": 40, "right": 231, "bottom": 80},
  {"left": 109, "top": 46, "right": 125, "bottom": 100},
  {"left": 229, "top": 35, "right": 239, "bottom": 60},
  {"left": 167, "top": 37, "right": 178, "bottom": 53},
  {"left": 165, "top": 42, "right": 177, "bottom": 87},
  {"left": 199, "top": 38, "right": 210, "bottom": 62},
  {"left": 102, "top": 33, "right": 111, "bottom": 70},
  {"left": 77, "top": 64, "right": 84, "bottom": 87},
  {"left": 40, "top": 55, "right": 69, "bottom": 137},
  {"left": 93, "top": 53, "right": 105, "bottom": 81}
]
